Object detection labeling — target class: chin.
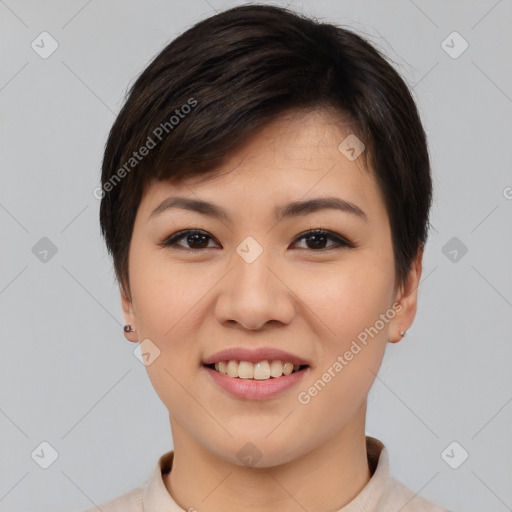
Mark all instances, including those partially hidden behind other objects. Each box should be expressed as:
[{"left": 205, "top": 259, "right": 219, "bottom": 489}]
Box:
[{"left": 209, "top": 432, "right": 310, "bottom": 469}]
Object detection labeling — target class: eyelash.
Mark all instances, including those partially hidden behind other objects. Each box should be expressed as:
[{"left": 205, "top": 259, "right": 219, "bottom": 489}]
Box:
[{"left": 158, "top": 229, "right": 356, "bottom": 252}]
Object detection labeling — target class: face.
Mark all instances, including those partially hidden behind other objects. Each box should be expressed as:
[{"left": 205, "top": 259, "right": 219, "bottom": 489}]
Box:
[{"left": 122, "top": 109, "right": 420, "bottom": 467}]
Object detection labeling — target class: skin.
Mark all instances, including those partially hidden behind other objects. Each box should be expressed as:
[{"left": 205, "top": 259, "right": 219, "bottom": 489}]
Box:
[{"left": 121, "top": 108, "right": 423, "bottom": 512}]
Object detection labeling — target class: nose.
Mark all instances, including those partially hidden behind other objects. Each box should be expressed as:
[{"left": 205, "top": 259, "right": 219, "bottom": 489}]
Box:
[{"left": 214, "top": 246, "right": 296, "bottom": 331}]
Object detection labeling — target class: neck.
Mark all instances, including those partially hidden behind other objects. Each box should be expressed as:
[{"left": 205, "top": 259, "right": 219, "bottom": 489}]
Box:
[{"left": 164, "top": 405, "right": 371, "bottom": 512}]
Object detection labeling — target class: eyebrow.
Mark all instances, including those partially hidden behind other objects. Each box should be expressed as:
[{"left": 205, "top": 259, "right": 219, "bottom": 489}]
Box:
[{"left": 148, "top": 196, "right": 368, "bottom": 223}]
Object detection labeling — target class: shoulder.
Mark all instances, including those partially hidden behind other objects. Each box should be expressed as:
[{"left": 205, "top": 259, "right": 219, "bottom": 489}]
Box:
[
  {"left": 380, "top": 476, "right": 451, "bottom": 512},
  {"left": 80, "top": 486, "right": 144, "bottom": 512}
]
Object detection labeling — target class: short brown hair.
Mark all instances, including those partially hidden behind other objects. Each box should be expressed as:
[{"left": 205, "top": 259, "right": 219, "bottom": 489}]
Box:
[{"left": 99, "top": 4, "right": 432, "bottom": 298}]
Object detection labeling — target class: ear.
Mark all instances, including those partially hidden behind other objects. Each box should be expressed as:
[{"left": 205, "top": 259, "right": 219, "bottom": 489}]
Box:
[
  {"left": 121, "top": 285, "right": 139, "bottom": 343},
  {"left": 388, "top": 244, "right": 424, "bottom": 343}
]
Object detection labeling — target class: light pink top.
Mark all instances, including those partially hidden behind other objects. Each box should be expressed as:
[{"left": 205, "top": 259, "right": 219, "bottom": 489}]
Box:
[{"left": 83, "top": 437, "right": 450, "bottom": 511}]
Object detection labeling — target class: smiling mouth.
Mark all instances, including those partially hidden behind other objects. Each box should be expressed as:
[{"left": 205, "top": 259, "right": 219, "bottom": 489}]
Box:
[{"left": 203, "top": 361, "right": 309, "bottom": 380}]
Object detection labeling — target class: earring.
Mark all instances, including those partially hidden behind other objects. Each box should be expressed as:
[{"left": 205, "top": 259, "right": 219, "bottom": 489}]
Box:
[
  {"left": 124, "top": 324, "right": 136, "bottom": 332},
  {"left": 400, "top": 330, "right": 406, "bottom": 337}
]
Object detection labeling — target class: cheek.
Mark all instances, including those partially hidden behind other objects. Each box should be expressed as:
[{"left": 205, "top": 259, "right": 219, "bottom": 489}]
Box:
[
  {"left": 128, "top": 253, "right": 209, "bottom": 402},
  {"left": 130, "top": 247, "right": 209, "bottom": 340},
  {"left": 294, "top": 265, "right": 392, "bottom": 415},
  {"left": 131, "top": 268, "right": 203, "bottom": 423},
  {"left": 293, "top": 255, "right": 393, "bottom": 407},
  {"left": 300, "top": 257, "right": 395, "bottom": 347}
]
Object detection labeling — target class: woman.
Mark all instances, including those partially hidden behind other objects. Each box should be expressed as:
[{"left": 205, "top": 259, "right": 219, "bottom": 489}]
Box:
[{"left": 89, "top": 4, "right": 449, "bottom": 511}]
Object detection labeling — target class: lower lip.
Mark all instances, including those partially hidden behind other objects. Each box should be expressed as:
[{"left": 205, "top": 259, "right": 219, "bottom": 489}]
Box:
[{"left": 203, "top": 365, "right": 309, "bottom": 400}]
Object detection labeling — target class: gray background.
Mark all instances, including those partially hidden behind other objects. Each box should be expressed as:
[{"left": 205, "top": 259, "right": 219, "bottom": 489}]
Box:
[{"left": 1, "top": 1, "right": 511, "bottom": 511}]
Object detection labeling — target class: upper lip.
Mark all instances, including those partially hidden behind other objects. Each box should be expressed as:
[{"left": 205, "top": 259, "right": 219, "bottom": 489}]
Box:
[{"left": 202, "top": 347, "right": 310, "bottom": 366}]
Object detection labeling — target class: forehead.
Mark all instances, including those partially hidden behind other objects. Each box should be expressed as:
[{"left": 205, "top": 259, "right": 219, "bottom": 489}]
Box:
[{"left": 137, "top": 109, "right": 385, "bottom": 224}]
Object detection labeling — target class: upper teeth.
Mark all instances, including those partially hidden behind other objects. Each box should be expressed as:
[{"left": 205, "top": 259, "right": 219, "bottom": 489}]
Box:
[{"left": 213, "top": 360, "right": 300, "bottom": 380}]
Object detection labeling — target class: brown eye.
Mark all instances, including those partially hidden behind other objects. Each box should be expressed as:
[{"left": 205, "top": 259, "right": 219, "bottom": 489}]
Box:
[
  {"left": 159, "top": 230, "right": 219, "bottom": 251},
  {"left": 292, "top": 230, "right": 355, "bottom": 251}
]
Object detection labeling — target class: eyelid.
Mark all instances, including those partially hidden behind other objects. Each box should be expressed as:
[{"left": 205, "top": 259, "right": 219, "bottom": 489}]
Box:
[
  {"left": 158, "top": 229, "right": 220, "bottom": 250},
  {"left": 292, "top": 229, "right": 356, "bottom": 250}
]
